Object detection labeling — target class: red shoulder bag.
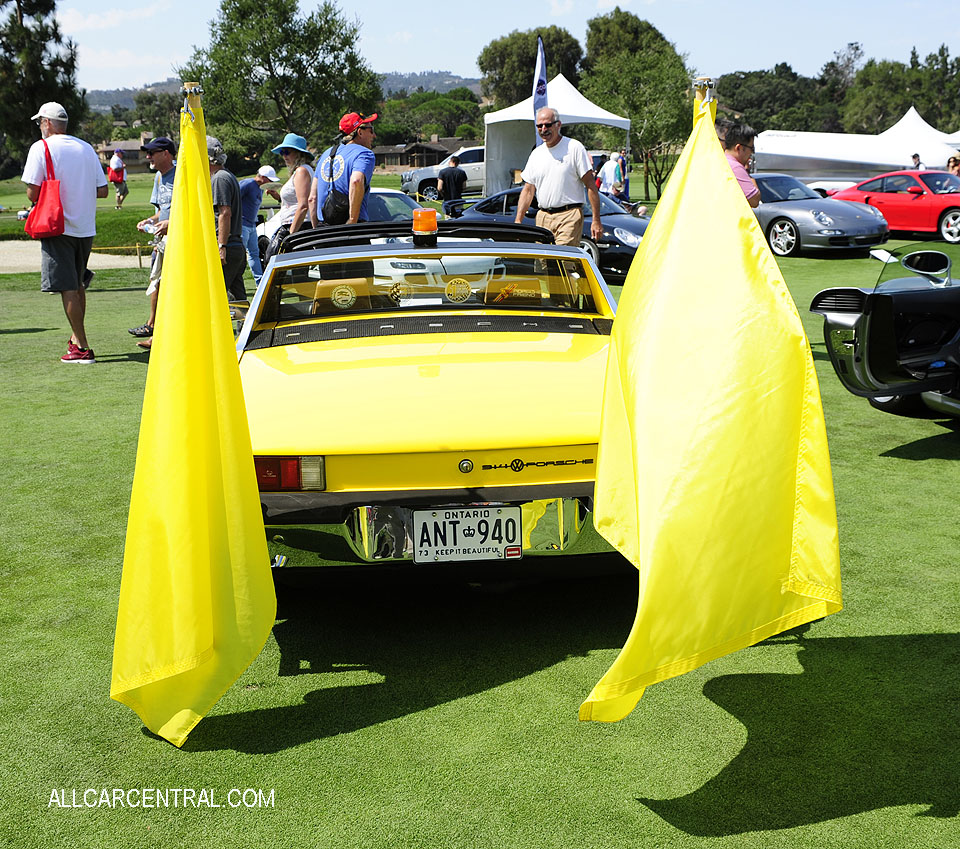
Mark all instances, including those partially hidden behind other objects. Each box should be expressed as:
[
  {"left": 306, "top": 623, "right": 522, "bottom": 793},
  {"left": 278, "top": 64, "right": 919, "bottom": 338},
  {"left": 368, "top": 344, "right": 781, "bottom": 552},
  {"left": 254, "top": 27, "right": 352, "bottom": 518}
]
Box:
[{"left": 25, "top": 140, "right": 65, "bottom": 239}]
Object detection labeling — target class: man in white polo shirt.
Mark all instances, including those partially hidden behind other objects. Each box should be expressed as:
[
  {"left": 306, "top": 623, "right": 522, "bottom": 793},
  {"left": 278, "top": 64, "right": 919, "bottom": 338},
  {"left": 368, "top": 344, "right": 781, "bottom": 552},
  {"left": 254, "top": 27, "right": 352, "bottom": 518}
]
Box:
[
  {"left": 514, "top": 106, "right": 603, "bottom": 248},
  {"left": 22, "top": 101, "right": 108, "bottom": 363}
]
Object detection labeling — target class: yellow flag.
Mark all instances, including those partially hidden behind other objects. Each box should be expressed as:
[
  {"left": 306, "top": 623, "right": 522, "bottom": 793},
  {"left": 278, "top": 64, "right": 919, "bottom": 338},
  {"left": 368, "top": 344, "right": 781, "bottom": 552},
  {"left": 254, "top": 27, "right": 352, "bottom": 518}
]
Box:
[
  {"left": 580, "top": 105, "right": 842, "bottom": 723},
  {"left": 110, "top": 92, "right": 276, "bottom": 747}
]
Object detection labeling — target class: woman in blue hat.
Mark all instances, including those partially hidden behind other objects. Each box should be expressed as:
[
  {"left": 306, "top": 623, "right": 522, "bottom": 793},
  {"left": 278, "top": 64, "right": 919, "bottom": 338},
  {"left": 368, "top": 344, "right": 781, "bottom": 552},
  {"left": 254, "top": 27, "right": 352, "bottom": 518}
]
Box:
[{"left": 265, "top": 132, "right": 314, "bottom": 258}]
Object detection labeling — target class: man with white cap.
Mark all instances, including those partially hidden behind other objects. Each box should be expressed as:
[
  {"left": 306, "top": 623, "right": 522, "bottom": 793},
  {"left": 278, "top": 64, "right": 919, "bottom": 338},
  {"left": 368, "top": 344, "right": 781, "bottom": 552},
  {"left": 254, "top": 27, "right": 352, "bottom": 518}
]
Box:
[
  {"left": 22, "top": 101, "right": 108, "bottom": 364},
  {"left": 238, "top": 164, "right": 280, "bottom": 286}
]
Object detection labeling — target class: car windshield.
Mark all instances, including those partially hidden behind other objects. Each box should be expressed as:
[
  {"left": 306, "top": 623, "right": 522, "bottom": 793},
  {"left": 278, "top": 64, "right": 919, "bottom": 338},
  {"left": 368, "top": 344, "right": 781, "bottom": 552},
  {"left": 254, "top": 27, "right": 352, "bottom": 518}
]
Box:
[
  {"left": 258, "top": 251, "right": 599, "bottom": 322},
  {"left": 755, "top": 175, "right": 820, "bottom": 203},
  {"left": 919, "top": 172, "right": 960, "bottom": 194},
  {"left": 366, "top": 192, "right": 419, "bottom": 221}
]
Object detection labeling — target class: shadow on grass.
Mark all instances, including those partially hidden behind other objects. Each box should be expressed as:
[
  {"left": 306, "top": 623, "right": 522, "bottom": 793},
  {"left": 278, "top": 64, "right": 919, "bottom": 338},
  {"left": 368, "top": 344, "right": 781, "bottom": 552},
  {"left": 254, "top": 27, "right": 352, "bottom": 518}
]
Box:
[
  {"left": 0, "top": 326, "right": 54, "bottom": 334},
  {"left": 185, "top": 568, "right": 638, "bottom": 754},
  {"left": 639, "top": 630, "right": 960, "bottom": 834},
  {"left": 880, "top": 425, "right": 960, "bottom": 461}
]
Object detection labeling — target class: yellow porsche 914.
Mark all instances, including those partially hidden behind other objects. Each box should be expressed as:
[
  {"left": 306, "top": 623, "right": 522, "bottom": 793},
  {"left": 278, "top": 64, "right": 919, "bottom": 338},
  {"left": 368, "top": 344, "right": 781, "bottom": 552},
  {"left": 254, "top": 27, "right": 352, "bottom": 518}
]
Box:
[{"left": 236, "top": 219, "right": 618, "bottom": 570}]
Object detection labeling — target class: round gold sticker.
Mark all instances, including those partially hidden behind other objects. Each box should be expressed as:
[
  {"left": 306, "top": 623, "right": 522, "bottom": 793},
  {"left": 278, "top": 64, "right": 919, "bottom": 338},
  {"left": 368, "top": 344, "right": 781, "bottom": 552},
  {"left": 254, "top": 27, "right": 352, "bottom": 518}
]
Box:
[
  {"left": 445, "top": 277, "right": 472, "bottom": 303},
  {"left": 330, "top": 284, "right": 357, "bottom": 309},
  {"left": 389, "top": 281, "right": 411, "bottom": 303}
]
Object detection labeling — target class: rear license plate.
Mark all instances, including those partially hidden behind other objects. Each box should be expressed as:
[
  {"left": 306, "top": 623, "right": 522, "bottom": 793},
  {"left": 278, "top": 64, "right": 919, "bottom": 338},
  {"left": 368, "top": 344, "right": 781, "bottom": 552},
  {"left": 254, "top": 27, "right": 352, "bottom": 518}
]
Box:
[{"left": 413, "top": 506, "right": 523, "bottom": 564}]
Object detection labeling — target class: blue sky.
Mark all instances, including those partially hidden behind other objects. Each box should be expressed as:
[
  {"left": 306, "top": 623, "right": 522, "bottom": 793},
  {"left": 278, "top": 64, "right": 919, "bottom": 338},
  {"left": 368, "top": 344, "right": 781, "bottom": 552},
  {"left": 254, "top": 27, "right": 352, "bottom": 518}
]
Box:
[{"left": 56, "top": 0, "right": 954, "bottom": 96}]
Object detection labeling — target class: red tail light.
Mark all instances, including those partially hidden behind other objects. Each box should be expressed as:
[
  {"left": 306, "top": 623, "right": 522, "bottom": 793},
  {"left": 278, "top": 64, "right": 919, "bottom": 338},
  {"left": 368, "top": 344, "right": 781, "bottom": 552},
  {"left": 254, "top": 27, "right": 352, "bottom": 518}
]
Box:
[{"left": 254, "top": 456, "right": 301, "bottom": 491}]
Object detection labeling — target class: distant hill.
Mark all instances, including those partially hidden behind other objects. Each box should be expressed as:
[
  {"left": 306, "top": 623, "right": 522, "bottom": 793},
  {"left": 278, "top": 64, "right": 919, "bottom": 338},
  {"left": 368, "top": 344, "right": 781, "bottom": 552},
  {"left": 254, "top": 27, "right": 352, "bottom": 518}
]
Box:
[
  {"left": 86, "top": 72, "right": 482, "bottom": 112},
  {"left": 379, "top": 70, "right": 482, "bottom": 97},
  {"left": 86, "top": 78, "right": 182, "bottom": 113}
]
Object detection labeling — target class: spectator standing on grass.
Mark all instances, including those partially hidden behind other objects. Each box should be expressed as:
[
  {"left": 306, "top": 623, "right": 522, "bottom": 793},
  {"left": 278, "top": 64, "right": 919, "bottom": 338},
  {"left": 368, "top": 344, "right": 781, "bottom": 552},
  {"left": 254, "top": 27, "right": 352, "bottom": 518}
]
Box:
[
  {"left": 438, "top": 154, "right": 467, "bottom": 216},
  {"left": 617, "top": 147, "right": 629, "bottom": 198},
  {"left": 265, "top": 132, "right": 314, "bottom": 260},
  {"left": 722, "top": 122, "right": 760, "bottom": 209},
  {"left": 911, "top": 153, "right": 927, "bottom": 170},
  {"left": 208, "top": 136, "right": 247, "bottom": 303},
  {"left": 311, "top": 112, "right": 377, "bottom": 226},
  {"left": 239, "top": 165, "right": 280, "bottom": 286},
  {"left": 129, "top": 136, "right": 176, "bottom": 348},
  {"left": 21, "top": 101, "right": 108, "bottom": 364},
  {"left": 109, "top": 149, "right": 129, "bottom": 209},
  {"left": 598, "top": 152, "right": 623, "bottom": 200},
  {"left": 514, "top": 106, "right": 603, "bottom": 247}
]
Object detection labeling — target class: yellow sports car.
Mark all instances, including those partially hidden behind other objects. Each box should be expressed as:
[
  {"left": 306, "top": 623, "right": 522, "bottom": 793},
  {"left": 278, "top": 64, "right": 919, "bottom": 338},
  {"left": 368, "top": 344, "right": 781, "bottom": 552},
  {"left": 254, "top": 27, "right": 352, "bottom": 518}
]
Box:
[{"left": 236, "top": 218, "right": 617, "bottom": 569}]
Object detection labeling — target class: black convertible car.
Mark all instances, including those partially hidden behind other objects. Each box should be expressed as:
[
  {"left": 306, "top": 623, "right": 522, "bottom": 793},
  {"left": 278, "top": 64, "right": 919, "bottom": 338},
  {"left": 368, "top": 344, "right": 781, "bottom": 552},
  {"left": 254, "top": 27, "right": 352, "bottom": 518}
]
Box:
[
  {"left": 451, "top": 186, "right": 648, "bottom": 283},
  {"left": 810, "top": 242, "right": 960, "bottom": 417}
]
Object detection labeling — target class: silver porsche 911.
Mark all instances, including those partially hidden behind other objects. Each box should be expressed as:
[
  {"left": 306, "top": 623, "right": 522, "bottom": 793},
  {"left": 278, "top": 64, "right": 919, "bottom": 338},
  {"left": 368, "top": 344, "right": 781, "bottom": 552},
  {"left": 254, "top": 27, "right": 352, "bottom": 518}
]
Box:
[{"left": 754, "top": 173, "right": 889, "bottom": 257}]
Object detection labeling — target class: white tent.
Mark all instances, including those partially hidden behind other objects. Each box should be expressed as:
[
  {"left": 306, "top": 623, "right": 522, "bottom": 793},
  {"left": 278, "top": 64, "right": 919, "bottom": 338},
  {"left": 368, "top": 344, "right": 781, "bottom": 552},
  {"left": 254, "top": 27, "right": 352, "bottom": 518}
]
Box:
[
  {"left": 755, "top": 106, "right": 959, "bottom": 184},
  {"left": 483, "top": 74, "right": 630, "bottom": 194}
]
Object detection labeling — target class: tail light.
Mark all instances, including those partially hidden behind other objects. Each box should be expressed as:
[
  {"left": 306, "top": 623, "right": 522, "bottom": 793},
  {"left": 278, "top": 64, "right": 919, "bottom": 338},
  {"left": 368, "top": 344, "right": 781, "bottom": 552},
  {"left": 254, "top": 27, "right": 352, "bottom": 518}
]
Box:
[{"left": 254, "top": 456, "right": 325, "bottom": 491}]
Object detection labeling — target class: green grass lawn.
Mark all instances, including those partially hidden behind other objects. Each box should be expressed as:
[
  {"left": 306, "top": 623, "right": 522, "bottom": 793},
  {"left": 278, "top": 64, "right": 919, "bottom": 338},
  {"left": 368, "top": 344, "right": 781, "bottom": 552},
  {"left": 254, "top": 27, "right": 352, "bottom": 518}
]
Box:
[{"left": 1, "top": 248, "right": 958, "bottom": 847}]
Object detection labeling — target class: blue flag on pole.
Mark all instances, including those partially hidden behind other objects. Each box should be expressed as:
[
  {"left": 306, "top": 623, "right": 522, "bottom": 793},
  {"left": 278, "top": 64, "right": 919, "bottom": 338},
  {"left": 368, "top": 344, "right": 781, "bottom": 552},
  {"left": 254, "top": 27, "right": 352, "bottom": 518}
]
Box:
[{"left": 533, "top": 36, "right": 547, "bottom": 146}]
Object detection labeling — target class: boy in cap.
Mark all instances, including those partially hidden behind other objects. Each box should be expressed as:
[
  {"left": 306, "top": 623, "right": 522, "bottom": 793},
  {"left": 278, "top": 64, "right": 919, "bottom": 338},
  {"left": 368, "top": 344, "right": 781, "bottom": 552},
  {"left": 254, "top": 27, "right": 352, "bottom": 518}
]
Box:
[
  {"left": 239, "top": 164, "right": 280, "bottom": 285},
  {"left": 22, "top": 101, "right": 108, "bottom": 363}
]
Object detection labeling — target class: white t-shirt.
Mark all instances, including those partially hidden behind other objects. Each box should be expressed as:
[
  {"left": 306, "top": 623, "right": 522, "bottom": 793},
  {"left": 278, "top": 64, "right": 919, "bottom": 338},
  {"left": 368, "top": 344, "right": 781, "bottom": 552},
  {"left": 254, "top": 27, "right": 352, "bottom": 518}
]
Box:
[
  {"left": 109, "top": 153, "right": 125, "bottom": 179},
  {"left": 22, "top": 134, "right": 107, "bottom": 238},
  {"left": 598, "top": 159, "right": 621, "bottom": 194},
  {"left": 520, "top": 136, "right": 592, "bottom": 209}
]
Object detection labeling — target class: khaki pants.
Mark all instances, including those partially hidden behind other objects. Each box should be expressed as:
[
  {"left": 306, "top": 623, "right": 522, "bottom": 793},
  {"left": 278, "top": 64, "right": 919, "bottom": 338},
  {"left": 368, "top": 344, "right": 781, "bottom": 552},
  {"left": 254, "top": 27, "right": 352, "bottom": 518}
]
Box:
[{"left": 535, "top": 207, "right": 583, "bottom": 247}]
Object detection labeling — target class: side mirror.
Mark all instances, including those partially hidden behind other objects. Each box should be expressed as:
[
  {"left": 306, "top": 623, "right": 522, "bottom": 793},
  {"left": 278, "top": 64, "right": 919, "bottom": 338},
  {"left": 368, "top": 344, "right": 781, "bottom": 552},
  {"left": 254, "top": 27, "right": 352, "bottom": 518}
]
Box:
[
  {"left": 908, "top": 185, "right": 924, "bottom": 195},
  {"left": 901, "top": 250, "right": 952, "bottom": 285}
]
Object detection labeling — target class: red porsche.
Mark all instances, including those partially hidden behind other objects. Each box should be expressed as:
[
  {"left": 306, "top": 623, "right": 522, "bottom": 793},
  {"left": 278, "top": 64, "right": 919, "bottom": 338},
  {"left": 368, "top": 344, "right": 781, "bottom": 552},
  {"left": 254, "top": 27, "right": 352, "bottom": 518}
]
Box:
[{"left": 832, "top": 170, "right": 960, "bottom": 243}]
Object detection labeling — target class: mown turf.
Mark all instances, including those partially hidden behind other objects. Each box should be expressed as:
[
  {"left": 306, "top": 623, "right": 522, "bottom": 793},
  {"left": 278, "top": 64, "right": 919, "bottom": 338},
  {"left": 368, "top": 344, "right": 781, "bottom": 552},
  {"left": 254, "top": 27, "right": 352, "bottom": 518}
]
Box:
[{"left": 0, "top": 249, "right": 957, "bottom": 848}]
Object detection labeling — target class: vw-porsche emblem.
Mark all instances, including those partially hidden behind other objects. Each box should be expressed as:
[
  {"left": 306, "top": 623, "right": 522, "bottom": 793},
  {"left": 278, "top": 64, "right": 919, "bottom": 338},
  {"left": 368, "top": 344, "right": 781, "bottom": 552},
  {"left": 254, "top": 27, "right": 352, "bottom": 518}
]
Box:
[{"left": 510, "top": 458, "right": 525, "bottom": 472}]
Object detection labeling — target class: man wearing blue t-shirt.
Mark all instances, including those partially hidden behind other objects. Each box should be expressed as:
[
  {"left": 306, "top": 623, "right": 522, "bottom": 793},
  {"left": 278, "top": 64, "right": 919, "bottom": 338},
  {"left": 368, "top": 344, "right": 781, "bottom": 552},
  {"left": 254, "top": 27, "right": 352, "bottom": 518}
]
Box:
[
  {"left": 238, "top": 165, "right": 280, "bottom": 285},
  {"left": 311, "top": 111, "right": 377, "bottom": 225}
]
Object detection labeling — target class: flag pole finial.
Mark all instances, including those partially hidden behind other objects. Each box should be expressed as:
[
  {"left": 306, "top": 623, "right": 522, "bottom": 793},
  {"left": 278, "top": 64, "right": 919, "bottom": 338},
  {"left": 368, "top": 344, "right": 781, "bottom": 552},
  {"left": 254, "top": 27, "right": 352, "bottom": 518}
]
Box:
[{"left": 180, "top": 82, "right": 203, "bottom": 121}]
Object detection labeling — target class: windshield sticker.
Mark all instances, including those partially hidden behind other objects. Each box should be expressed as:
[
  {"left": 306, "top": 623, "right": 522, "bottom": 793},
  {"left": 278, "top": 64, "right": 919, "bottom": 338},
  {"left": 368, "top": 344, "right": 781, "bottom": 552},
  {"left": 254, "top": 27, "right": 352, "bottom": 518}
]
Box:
[
  {"left": 330, "top": 284, "right": 357, "bottom": 309},
  {"left": 444, "top": 278, "right": 472, "bottom": 303}
]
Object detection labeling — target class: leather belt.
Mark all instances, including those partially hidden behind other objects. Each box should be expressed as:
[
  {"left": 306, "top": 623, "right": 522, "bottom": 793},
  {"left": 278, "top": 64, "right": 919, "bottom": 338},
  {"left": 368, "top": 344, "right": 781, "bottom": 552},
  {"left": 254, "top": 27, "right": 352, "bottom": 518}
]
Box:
[{"left": 539, "top": 203, "right": 580, "bottom": 214}]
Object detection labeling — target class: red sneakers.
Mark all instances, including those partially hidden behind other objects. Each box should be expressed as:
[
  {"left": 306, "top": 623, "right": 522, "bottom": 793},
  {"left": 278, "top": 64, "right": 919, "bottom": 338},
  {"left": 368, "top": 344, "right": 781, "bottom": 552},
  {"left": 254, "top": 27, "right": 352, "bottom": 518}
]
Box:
[{"left": 61, "top": 342, "right": 96, "bottom": 364}]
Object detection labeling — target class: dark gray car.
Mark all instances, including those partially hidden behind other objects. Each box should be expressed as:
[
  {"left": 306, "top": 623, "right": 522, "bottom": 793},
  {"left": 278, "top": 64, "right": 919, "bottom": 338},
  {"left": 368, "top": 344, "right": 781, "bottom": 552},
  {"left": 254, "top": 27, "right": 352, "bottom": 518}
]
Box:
[{"left": 755, "top": 173, "right": 889, "bottom": 257}]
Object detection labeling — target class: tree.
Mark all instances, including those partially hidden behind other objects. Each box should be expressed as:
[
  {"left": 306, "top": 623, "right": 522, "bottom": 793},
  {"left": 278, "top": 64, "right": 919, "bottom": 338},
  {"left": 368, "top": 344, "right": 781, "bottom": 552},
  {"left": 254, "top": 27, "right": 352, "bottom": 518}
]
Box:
[
  {"left": 477, "top": 26, "right": 581, "bottom": 106},
  {"left": 133, "top": 91, "right": 181, "bottom": 140},
  {"left": 841, "top": 58, "right": 918, "bottom": 133},
  {"left": 178, "top": 0, "right": 381, "bottom": 159},
  {"left": 579, "top": 10, "right": 690, "bottom": 199},
  {"left": 717, "top": 63, "right": 816, "bottom": 132},
  {"left": 0, "top": 0, "right": 85, "bottom": 170}
]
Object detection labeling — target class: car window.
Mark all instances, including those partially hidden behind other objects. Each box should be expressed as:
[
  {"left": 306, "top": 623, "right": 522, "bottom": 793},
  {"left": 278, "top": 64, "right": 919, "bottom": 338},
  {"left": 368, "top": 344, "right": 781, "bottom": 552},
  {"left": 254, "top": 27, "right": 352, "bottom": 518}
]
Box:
[
  {"left": 882, "top": 175, "right": 920, "bottom": 193},
  {"left": 857, "top": 178, "right": 884, "bottom": 193},
  {"left": 459, "top": 150, "right": 481, "bottom": 164},
  {"left": 755, "top": 175, "right": 819, "bottom": 202},
  {"left": 919, "top": 172, "right": 960, "bottom": 194},
  {"left": 378, "top": 194, "right": 418, "bottom": 219},
  {"left": 258, "top": 252, "right": 598, "bottom": 323}
]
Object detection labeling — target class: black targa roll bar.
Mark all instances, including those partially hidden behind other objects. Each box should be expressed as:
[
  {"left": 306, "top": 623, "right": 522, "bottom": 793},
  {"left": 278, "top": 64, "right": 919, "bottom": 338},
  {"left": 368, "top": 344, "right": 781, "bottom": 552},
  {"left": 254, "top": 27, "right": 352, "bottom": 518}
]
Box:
[{"left": 277, "top": 220, "right": 557, "bottom": 255}]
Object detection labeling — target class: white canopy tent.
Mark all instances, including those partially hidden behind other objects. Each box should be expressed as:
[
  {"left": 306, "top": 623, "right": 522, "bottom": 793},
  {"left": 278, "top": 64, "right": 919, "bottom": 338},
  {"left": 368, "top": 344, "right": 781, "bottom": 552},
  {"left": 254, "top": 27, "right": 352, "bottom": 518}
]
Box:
[
  {"left": 755, "top": 106, "right": 959, "bottom": 184},
  {"left": 483, "top": 74, "right": 630, "bottom": 195}
]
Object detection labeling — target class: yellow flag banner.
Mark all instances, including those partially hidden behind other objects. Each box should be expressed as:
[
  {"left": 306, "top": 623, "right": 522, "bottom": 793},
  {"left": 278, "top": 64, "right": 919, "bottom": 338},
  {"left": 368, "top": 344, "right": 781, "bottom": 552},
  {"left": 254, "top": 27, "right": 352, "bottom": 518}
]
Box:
[
  {"left": 110, "top": 92, "right": 276, "bottom": 747},
  {"left": 580, "top": 107, "right": 842, "bottom": 723}
]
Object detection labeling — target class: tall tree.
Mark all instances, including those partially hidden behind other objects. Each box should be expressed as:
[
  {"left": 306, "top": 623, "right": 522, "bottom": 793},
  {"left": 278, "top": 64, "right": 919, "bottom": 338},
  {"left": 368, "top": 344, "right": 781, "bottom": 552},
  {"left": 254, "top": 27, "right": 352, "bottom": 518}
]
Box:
[
  {"left": 717, "top": 63, "right": 816, "bottom": 132},
  {"left": 0, "top": 0, "right": 85, "bottom": 168},
  {"left": 580, "top": 10, "right": 690, "bottom": 199},
  {"left": 477, "top": 26, "right": 581, "bottom": 106},
  {"left": 133, "top": 91, "right": 182, "bottom": 140},
  {"left": 178, "top": 0, "right": 381, "bottom": 156}
]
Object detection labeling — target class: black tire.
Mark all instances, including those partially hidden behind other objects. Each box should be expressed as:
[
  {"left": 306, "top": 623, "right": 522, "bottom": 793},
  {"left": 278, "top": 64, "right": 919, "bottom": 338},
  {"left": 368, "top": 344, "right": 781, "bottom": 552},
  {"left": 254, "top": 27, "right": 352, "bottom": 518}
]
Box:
[
  {"left": 258, "top": 235, "right": 270, "bottom": 268},
  {"left": 579, "top": 238, "right": 600, "bottom": 263},
  {"left": 768, "top": 218, "right": 801, "bottom": 257},
  {"left": 867, "top": 394, "right": 930, "bottom": 417},
  {"left": 419, "top": 181, "right": 439, "bottom": 202},
  {"left": 938, "top": 208, "right": 960, "bottom": 243}
]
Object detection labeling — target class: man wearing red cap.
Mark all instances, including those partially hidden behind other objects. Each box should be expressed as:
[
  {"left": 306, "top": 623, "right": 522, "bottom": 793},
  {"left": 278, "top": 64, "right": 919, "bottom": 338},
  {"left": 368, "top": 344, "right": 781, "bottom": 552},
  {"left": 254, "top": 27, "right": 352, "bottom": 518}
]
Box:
[{"left": 310, "top": 112, "right": 377, "bottom": 225}]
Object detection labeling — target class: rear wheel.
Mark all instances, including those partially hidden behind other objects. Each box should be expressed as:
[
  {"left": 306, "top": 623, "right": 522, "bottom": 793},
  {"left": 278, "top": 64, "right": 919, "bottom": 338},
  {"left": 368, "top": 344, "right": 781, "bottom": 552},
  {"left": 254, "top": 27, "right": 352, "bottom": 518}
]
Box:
[
  {"left": 419, "top": 181, "right": 439, "bottom": 202},
  {"left": 938, "top": 208, "right": 960, "bottom": 243},
  {"left": 768, "top": 218, "right": 801, "bottom": 256}
]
